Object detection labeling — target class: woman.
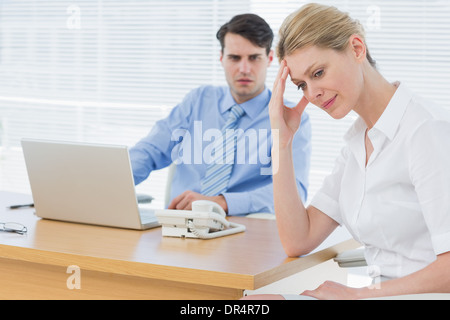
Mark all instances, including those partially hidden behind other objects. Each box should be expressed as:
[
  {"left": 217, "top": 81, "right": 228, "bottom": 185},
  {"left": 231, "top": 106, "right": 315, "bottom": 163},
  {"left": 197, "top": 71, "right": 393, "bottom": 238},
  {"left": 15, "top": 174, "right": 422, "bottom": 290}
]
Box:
[{"left": 245, "top": 3, "right": 450, "bottom": 300}]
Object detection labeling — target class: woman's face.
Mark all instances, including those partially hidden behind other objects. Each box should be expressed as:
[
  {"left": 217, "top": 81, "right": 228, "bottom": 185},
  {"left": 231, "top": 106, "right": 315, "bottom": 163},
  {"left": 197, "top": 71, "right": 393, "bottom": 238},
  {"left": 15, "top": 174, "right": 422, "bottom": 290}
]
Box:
[{"left": 284, "top": 42, "right": 364, "bottom": 119}]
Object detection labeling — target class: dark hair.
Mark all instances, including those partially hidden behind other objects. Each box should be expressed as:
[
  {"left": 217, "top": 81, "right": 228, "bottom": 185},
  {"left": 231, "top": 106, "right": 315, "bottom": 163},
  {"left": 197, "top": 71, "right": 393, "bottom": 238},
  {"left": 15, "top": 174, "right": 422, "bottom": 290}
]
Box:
[{"left": 216, "top": 14, "right": 273, "bottom": 55}]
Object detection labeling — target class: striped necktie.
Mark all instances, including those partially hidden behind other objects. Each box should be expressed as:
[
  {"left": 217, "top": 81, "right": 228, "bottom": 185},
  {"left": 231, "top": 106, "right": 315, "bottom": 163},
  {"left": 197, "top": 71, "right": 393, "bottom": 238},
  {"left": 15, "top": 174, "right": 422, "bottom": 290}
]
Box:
[{"left": 200, "top": 104, "right": 245, "bottom": 196}]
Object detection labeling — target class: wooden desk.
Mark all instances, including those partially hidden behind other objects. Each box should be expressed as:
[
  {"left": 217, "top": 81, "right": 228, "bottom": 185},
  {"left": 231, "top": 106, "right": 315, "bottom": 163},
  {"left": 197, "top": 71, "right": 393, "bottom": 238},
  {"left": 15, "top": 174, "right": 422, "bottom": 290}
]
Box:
[{"left": 0, "top": 191, "right": 359, "bottom": 300}]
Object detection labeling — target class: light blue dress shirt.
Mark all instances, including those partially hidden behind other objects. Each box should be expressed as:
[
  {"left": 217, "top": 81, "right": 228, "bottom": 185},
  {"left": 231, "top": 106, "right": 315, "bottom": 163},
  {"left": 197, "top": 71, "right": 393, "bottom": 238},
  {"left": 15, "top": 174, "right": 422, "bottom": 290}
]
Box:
[{"left": 129, "top": 85, "right": 311, "bottom": 215}]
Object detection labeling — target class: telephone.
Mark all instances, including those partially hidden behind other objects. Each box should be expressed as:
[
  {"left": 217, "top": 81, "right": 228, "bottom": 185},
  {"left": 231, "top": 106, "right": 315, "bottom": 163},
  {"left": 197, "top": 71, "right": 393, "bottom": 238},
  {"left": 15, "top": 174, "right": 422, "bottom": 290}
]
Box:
[{"left": 155, "top": 200, "right": 246, "bottom": 239}]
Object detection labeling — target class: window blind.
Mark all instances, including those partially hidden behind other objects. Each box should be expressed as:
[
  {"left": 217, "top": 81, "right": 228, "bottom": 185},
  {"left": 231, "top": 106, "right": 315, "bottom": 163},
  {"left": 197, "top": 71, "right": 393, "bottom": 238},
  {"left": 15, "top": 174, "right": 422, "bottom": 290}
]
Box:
[{"left": 1, "top": 0, "right": 449, "bottom": 208}]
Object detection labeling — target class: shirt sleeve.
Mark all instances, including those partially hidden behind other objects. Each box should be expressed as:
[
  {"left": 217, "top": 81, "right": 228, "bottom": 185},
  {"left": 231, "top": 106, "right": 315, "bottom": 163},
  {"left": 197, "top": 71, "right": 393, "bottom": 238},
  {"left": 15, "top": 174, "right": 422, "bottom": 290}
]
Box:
[
  {"left": 309, "top": 146, "right": 350, "bottom": 226},
  {"left": 224, "top": 182, "right": 273, "bottom": 216},
  {"left": 129, "top": 89, "right": 195, "bottom": 185},
  {"left": 409, "top": 119, "right": 450, "bottom": 255}
]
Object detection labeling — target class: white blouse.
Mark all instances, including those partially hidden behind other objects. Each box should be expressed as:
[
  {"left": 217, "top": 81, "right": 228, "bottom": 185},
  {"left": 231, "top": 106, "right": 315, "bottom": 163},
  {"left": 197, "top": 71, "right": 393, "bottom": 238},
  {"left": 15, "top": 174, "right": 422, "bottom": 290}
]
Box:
[{"left": 310, "top": 83, "right": 450, "bottom": 279}]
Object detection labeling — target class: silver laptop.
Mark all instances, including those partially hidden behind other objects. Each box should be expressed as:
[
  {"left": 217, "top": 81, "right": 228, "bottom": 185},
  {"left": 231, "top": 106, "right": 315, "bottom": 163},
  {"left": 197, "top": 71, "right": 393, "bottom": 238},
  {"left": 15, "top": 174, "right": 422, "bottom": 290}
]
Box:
[{"left": 21, "top": 139, "right": 160, "bottom": 230}]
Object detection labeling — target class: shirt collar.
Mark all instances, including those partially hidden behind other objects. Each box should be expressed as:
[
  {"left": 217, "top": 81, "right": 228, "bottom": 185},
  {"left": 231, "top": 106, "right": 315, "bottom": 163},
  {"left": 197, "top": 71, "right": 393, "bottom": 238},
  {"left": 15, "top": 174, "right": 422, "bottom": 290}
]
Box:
[
  {"left": 372, "top": 82, "right": 413, "bottom": 140},
  {"left": 345, "top": 82, "right": 413, "bottom": 143},
  {"left": 221, "top": 86, "right": 271, "bottom": 119}
]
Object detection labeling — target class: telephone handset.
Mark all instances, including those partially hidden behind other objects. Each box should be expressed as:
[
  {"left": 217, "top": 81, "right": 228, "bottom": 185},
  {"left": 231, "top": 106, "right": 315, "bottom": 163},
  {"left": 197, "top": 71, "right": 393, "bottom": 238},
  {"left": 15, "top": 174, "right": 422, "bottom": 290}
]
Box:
[{"left": 155, "top": 200, "right": 246, "bottom": 239}]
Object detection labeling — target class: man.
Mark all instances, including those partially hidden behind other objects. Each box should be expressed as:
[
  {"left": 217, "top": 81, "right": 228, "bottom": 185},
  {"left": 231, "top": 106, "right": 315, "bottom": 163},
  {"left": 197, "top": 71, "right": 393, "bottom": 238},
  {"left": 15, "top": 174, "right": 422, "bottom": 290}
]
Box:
[{"left": 129, "top": 14, "right": 311, "bottom": 215}]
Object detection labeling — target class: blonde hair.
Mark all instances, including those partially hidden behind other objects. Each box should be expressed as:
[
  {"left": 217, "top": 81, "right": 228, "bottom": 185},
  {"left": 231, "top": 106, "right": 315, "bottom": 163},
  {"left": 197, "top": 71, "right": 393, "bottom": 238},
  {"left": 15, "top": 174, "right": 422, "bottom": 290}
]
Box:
[{"left": 277, "top": 3, "right": 376, "bottom": 68}]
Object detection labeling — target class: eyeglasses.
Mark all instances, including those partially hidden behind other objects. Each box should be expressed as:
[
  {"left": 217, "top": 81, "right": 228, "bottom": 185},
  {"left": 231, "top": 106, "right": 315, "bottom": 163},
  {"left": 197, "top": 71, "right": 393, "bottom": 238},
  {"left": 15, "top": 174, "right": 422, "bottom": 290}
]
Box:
[{"left": 0, "top": 222, "right": 27, "bottom": 235}]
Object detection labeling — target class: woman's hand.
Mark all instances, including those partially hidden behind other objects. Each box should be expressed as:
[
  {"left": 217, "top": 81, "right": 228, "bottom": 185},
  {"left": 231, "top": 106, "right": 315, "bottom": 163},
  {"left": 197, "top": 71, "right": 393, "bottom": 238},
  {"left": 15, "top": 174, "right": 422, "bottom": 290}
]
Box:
[
  {"left": 269, "top": 60, "right": 309, "bottom": 149},
  {"left": 301, "top": 281, "right": 363, "bottom": 300}
]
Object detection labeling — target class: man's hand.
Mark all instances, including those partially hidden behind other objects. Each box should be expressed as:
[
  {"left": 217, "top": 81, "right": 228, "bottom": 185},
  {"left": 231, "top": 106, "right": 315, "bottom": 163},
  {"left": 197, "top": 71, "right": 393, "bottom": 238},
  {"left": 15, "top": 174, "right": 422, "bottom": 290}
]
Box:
[{"left": 168, "top": 190, "right": 228, "bottom": 213}]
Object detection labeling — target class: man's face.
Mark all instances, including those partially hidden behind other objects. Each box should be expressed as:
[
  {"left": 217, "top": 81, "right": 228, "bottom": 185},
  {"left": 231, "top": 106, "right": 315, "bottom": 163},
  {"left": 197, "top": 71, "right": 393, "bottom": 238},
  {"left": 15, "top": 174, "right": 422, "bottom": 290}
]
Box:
[{"left": 220, "top": 33, "right": 273, "bottom": 104}]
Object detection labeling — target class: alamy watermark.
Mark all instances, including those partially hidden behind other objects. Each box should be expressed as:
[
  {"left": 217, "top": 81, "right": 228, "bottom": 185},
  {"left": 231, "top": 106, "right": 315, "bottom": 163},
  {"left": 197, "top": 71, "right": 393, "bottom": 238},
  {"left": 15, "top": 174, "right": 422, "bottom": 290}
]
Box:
[
  {"left": 170, "top": 121, "right": 278, "bottom": 176},
  {"left": 66, "top": 5, "right": 81, "bottom": 30},
  {"left": 66, "top": 265, "right": 81, "bottom": 290},
  {"left": 366, "top": 5, "right": 381, "bottom": 31}
]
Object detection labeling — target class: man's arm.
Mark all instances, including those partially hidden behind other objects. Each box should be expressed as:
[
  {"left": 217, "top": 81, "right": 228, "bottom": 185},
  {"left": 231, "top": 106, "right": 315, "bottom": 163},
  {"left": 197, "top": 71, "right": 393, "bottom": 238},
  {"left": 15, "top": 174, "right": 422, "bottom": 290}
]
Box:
[{"left": 129, "top": 90, "right": 196, "bottom": 185}]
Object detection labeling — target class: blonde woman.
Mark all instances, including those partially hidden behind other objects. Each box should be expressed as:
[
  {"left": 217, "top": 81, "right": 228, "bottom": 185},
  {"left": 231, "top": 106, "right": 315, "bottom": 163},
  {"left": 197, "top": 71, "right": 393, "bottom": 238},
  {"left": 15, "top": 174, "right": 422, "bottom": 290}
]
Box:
[{"left": 244, "top": 3, "right": 450, "bottom": 300}]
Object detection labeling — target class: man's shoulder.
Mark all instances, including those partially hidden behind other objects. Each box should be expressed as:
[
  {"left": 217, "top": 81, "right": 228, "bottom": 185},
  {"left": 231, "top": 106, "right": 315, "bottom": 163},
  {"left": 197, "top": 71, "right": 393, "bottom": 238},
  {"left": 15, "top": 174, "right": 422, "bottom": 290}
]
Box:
[
  {"left": 189, "top": 84, "right": 228, "bottom": 97},
  {"left": 181, "top": 85, "right": 228, "bottom": 113}
]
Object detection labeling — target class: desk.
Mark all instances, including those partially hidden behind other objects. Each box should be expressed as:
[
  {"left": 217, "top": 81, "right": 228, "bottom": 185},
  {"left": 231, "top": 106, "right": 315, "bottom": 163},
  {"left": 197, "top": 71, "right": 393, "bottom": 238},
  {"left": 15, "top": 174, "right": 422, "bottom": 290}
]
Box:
[{"left": 0, "top": 191, "right": 359, "bottom": 300}]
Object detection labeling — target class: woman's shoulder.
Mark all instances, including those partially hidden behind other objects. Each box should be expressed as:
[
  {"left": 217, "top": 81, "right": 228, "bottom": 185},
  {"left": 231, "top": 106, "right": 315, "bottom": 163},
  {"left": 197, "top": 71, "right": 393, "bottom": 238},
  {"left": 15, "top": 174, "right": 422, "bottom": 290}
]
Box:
[{"left": 403, "top": 93, "right": 450, "bottom": 134}]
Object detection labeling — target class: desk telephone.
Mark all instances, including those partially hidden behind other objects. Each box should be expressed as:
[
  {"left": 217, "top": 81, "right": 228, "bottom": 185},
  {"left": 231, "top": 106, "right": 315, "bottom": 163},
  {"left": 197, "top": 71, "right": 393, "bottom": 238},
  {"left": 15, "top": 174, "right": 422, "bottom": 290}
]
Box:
[{"left": 155, "top": 200, "right": 246, "bottom": 239}]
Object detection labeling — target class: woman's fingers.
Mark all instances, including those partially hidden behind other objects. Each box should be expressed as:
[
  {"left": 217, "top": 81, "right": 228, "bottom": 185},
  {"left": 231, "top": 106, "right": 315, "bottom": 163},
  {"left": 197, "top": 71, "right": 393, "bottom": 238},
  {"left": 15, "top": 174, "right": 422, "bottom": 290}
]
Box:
[
  {"left": 294, "top": 95, "right": 309, "bottom": 116},
  {"left": 272, "top": 60, "right": 287, "bottom": 92},
  {"left": 270, "top": 62, "right": 289, "bottom": 114}
]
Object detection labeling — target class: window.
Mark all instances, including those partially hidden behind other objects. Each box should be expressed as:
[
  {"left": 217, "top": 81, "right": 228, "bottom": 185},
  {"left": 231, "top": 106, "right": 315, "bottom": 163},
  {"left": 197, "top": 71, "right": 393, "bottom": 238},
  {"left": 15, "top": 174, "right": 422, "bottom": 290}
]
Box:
[{"left": 1, "top": 0, "right": 449, "bottom": 207}]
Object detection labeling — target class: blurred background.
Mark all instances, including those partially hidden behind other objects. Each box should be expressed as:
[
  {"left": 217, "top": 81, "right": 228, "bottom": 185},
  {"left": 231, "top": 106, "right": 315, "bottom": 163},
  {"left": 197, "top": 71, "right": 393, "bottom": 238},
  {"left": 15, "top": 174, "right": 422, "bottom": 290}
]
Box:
[{"left": 1, "top": 0, "right": 449, "bottom": 208}]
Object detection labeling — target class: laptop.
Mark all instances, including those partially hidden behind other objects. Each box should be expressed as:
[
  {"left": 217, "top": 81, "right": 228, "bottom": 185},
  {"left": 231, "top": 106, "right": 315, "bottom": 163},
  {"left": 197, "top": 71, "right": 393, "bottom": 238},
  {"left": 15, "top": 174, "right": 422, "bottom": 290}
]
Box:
[{"left": 21, "top": 138, "right": 160, "bottom": 230}]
